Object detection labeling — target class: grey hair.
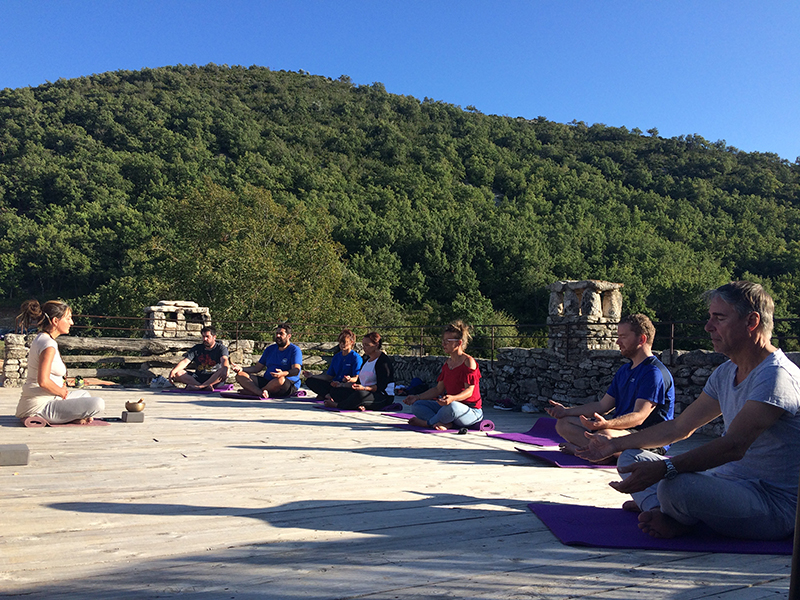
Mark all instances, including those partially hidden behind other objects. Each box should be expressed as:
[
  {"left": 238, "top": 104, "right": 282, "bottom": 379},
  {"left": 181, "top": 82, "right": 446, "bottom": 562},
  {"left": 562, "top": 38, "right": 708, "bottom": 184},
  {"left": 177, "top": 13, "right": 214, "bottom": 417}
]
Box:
[{"left": 703, "top": 281, "right": 774, "bottom": 338}]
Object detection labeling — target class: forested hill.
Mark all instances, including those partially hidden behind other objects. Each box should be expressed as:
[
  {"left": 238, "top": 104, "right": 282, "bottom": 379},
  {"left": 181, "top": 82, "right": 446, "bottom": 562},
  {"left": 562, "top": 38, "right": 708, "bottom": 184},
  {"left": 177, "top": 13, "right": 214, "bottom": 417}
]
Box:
[{"left": 1, "top": 63, "right": 799, "bottom": 331}]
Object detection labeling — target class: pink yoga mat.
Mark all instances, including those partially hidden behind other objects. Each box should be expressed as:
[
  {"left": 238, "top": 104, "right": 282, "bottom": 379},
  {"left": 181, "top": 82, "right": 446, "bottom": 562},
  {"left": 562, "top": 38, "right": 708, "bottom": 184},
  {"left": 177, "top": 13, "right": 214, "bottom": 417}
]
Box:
[
  {"left": 516, "top": 447, "right": 616, "bottom": 469},
  {"left": 161, "top": 384, "right": 235, "bottom": 394},
  {"left": 23, "top": 416, "right": 110, "bottom": 428},
  {"left": 528, "top": 502, "right": 792, "bottom": 555},
  {"left": 486, "top": 417, "right": 563, "bottom": 446}
]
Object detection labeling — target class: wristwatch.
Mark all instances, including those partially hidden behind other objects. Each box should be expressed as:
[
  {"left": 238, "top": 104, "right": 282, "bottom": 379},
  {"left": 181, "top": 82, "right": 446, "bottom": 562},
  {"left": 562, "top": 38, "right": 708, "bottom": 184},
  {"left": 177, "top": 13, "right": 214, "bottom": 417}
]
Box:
[{"left": 663, "top": 458, "right": 678, "bottom": 480}]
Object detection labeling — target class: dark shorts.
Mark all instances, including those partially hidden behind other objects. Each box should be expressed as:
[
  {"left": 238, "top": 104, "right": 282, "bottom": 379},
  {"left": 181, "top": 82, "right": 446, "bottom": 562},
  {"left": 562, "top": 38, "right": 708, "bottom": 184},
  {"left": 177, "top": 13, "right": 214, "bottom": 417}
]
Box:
[
  {"left": 189, "top": 371, "right": 217, "bottom": 386},
  {"left": 253, "top": 375, "right": 297, "bottom": 398}
]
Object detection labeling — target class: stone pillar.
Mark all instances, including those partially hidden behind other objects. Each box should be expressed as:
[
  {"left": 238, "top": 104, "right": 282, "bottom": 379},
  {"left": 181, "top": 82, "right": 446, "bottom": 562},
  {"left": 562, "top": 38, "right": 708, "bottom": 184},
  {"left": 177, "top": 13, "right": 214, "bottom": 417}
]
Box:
[
  {"left": 144, "top": 301, "right": 212, "bottom": 338},
  {"left": 546, "top": 280, "right": 624, "bottom": 355},
  {"left": 2, "top": 334, "right": 33, "bottom": 387}
]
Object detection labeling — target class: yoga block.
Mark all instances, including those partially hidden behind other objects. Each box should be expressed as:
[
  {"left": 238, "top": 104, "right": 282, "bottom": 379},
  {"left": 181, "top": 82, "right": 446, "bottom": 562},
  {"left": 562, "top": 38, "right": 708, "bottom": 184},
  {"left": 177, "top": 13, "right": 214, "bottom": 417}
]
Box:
[
  {"left": 121, "top": 411, "right": 145, "bottom": 423},
  {"left": 0, "top": 444, "right": 29, "bottom": 466}
]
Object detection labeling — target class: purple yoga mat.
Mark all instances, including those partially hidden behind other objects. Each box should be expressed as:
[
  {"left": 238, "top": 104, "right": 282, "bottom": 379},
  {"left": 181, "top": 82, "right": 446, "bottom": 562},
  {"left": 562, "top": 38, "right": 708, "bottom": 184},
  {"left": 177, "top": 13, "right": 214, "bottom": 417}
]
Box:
[
  {"left": 384, "top": 412, "right": 415, "bottom": 420},
  {"left": 218, "top": 390, "right": 314, "bottom": 400},
  {"left": 528, "top": 502, "right": 792, "bottom": 555},
  {"left": 487, "top": 417, "right": 563, "bottom": 446},
  {"left": 516, "top": 447, "right": 616, "bottom": 469},
  {"left": 313, "top": 404, "right": 360, "bottom": 413},
  {"left": 384, "top": 411, "right": 494, "bottom": 431},
  {"left": 161, "top": 383, "right": 235, "bottom": 394},
  {"left": 391, "top": 419, "right": 495, "bottom": 433}
]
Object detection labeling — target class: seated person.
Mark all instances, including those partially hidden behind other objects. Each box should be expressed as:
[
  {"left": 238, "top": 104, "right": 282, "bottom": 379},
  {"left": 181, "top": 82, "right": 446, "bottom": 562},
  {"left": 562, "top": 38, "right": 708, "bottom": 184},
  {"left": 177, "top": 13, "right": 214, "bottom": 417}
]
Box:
[
  {"left": 232, "top": 323, "right": 302, "bottom": 398},
  {"left": 546, "top": 314, "right": 674, "bottom": 459},
  {"left": 403, "top": 321, "right": 482, "bottom": 430},
  {"left": 304, "top": 329, "right": 362, "bottom": 400},
  {"left": 578, "top": 282, "right": 800, "bottom": 541},
  {"left": 168, "top": 326, "right": 230, "bottom": 390},
  {"left": 325, "top": 331, "right": 395, "bottom": 411},
  {"left": 15, "top": 299, "right": 105, "bottom": 424}
]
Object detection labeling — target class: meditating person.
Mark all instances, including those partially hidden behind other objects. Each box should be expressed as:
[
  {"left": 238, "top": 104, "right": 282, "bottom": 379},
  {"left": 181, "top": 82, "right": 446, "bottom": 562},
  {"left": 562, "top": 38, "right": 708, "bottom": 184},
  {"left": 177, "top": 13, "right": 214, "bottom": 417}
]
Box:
[
  {"left": 168, "top": 325, "right": 230, "bottom": 390},
  {"left": 232, "top": 323, "right": 302, "bottom": 398},
  {"left": 324, "top": 331, "right": 395, "bottom": 411},
  {"left": 15, "top": 300, "right": 105, "bottom": 424},
  {"left": 304, "top": 329, "right": 363, "bottom": 400},
  {"left": 403, "top": 321, "right": 482, "bottom": 430},
  {"left": 578, "top": 282, "right": 800, "bottom": 540},
  {"left": 545, "top": 314, "right": 674, "bottom": 459}
]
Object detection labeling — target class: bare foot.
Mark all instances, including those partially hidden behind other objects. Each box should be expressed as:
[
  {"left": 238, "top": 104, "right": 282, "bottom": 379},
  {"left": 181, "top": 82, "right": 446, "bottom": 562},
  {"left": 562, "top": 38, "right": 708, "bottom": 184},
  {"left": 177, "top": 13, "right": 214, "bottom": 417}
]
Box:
[
  {"left": 433, "top": 423, "right": 448, "bottom": 431},
  {"left": 260, "top": 391, "right": 270, "bottom": 399},
  {"left": 638, "top": 509, "right": 691, "bottom": 538},
  {"left": 408, "top": 417, "right": 429, "bottom": 428},
  {"left": 72, "top": 417, "right": 93, "bottom": 425},
  {"left": 622, "top": 500, "right": 641, "bottom": 513},
  {"left": 558, "top": 442, "right": 580, "bottom": 455},
  {"left": 323, "top": 398, "right": 338, "bottom": 408},
  {"left": 357, "top": 405, "right": 366, "bottom": 412}
]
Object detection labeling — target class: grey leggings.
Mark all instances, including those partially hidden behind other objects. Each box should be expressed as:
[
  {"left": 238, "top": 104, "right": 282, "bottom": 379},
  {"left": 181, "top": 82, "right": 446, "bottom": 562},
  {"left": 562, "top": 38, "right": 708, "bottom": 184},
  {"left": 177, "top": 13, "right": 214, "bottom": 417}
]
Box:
[
  {"left": 38, "top": 390, "right": 105, "bottom": 424},
  {"left": 619, "top": 448, "right": 796, "bottom": 540}
]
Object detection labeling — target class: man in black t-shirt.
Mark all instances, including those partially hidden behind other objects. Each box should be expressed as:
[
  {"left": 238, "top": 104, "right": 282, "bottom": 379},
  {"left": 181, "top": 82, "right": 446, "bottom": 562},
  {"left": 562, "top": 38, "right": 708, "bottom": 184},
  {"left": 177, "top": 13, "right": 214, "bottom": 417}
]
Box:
[{"left": 169, "top": 326, "right": 230, "bottom": 390}]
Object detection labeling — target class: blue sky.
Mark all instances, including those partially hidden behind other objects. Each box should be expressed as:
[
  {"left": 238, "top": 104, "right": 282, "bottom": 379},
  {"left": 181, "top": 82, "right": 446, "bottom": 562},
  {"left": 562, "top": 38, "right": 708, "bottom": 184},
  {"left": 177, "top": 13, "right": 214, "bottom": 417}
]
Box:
[{"left": 3, "top": 1, "right": 799, "bottom": 161}]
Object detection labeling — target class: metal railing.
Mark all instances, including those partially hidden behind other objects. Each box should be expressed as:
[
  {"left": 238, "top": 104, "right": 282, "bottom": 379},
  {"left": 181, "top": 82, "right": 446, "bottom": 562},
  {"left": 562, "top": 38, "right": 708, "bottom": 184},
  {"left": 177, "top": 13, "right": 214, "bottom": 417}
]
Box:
[{"left": 63, "top": 314, "right": 800, "bottom": 361}]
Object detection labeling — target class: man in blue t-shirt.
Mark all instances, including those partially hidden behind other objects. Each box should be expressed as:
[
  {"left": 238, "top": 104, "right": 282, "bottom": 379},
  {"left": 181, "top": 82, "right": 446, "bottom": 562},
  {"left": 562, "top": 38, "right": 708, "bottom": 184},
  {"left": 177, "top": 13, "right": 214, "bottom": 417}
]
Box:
[
  {"left": 546, "top": 314, "right": 675, "bottom": 459},
  {"left": 232, "top": 323, "right": 303, "bottom": 398}
]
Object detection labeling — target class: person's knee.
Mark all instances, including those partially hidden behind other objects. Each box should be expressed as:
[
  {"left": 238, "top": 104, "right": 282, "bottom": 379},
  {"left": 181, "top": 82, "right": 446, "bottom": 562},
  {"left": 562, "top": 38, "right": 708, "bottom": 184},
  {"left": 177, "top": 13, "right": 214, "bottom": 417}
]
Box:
[
  {"left": 88, "top": 397, "right": 105, "bottom": 414},
  {"left": 616, "top": 448, "right": 641, "bottom": 470}
]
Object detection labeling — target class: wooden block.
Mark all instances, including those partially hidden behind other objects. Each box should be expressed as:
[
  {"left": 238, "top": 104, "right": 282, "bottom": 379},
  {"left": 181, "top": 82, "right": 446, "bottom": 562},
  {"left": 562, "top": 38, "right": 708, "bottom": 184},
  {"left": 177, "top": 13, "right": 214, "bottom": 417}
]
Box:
[
  {"left": 121, "top": 411, "right": 145, "bottom": 423},
  {"left": 0, "top": 444, "right": 29, "bottom": 466}
]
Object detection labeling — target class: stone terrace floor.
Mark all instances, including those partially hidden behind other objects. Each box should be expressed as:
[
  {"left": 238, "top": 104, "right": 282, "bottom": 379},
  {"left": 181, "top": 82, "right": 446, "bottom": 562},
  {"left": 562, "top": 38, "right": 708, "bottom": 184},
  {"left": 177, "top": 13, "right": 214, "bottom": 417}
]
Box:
[{"left": 0, "top": 386, "right": 791, "bottom": 599}]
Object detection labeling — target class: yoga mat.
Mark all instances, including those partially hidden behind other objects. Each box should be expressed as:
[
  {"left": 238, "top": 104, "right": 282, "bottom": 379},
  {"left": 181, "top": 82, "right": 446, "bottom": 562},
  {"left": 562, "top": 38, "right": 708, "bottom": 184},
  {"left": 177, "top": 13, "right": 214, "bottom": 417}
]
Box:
[
  {"left": 384, "top": 412, "right": 415, "bottom": 420},
  {"left": 487, "top": 417, "right": 564, "bottom": 446},
  {"left": 383, "top": 402, "right": 404, "bottom": 412},
  {"left": 219, "top": 390, "right": 312, "bottom": 400},
  {"left": 313, "top": 404, "right": 361, "bottom": 413},
  {"left": 528, "top": 502, "right": 793, "bottom": 555},
  {"left": 161, "top": 383, "right": 235, "bottom": 394},
  {"left": 23, "top": 416, "right": 110, "bottom": 428},
  {"left": 385, "top": 411, "right": 495, "bottom": 432},
  {"left": 516, "top": 447, "right": 616, "bottom": 469},
  {"left": 391, "top": 419, "right": 496, "bottom": 434}
]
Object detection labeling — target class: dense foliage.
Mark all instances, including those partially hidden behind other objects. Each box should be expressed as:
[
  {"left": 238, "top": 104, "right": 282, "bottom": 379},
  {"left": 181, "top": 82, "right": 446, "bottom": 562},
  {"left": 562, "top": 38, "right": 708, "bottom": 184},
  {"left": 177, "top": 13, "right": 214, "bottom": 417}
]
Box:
[{"left": 1, "top": 64, "right": 798, "bottom": 341}]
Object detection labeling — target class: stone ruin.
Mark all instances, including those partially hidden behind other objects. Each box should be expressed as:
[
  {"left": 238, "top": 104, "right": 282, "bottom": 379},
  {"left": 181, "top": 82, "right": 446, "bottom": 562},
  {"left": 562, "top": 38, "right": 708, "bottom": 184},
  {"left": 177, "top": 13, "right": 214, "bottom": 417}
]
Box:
[
  {"left": 144, "top": 301, "right": 211, "bottom": 338},
  {"left": 547, "top": 280, "right": 624, "bottom": 355}
]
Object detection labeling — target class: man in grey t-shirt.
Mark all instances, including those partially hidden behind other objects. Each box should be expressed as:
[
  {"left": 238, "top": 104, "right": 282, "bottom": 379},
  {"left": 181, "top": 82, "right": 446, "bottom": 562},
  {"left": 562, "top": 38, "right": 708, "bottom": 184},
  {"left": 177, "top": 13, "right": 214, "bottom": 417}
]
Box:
[{"left": 579, "top": 281, "right": 800, "bottom": 540}]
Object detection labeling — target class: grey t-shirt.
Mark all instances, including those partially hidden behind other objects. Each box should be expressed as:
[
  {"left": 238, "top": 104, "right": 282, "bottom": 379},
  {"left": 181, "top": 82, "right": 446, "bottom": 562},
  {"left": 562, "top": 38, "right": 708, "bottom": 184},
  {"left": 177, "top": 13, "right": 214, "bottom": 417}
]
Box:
[{"left": 703, "top": 349, "right": 800, "bottom": 493}]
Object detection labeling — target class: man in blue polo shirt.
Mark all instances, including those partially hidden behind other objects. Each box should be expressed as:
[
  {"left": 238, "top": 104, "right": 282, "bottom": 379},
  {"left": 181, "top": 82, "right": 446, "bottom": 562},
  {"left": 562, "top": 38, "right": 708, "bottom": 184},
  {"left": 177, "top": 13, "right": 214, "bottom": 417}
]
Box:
[
  {"left": 546, "top": 314, "right": 674, "bottom": 460},
  {"left": 232, "top": 323, "right": 303, "bottom": 398}
]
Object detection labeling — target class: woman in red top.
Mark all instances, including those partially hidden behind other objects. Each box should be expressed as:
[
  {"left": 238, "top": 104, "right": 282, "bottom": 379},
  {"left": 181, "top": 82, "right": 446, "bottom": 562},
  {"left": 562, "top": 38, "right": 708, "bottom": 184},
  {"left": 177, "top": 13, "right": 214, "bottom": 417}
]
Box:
[{"left": 403, "top": 321, "right": 482, "bottom": 430}]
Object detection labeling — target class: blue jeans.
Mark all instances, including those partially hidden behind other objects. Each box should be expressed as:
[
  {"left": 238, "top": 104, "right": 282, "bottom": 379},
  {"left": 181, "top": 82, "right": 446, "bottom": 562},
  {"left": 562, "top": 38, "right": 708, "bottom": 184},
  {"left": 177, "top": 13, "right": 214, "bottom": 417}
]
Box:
[
  {"left": 618, "top": 448, "right": 796, "bottom": 540},
  {"left": 411, "top": 400, "right": 482, "bottom": 428}
]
